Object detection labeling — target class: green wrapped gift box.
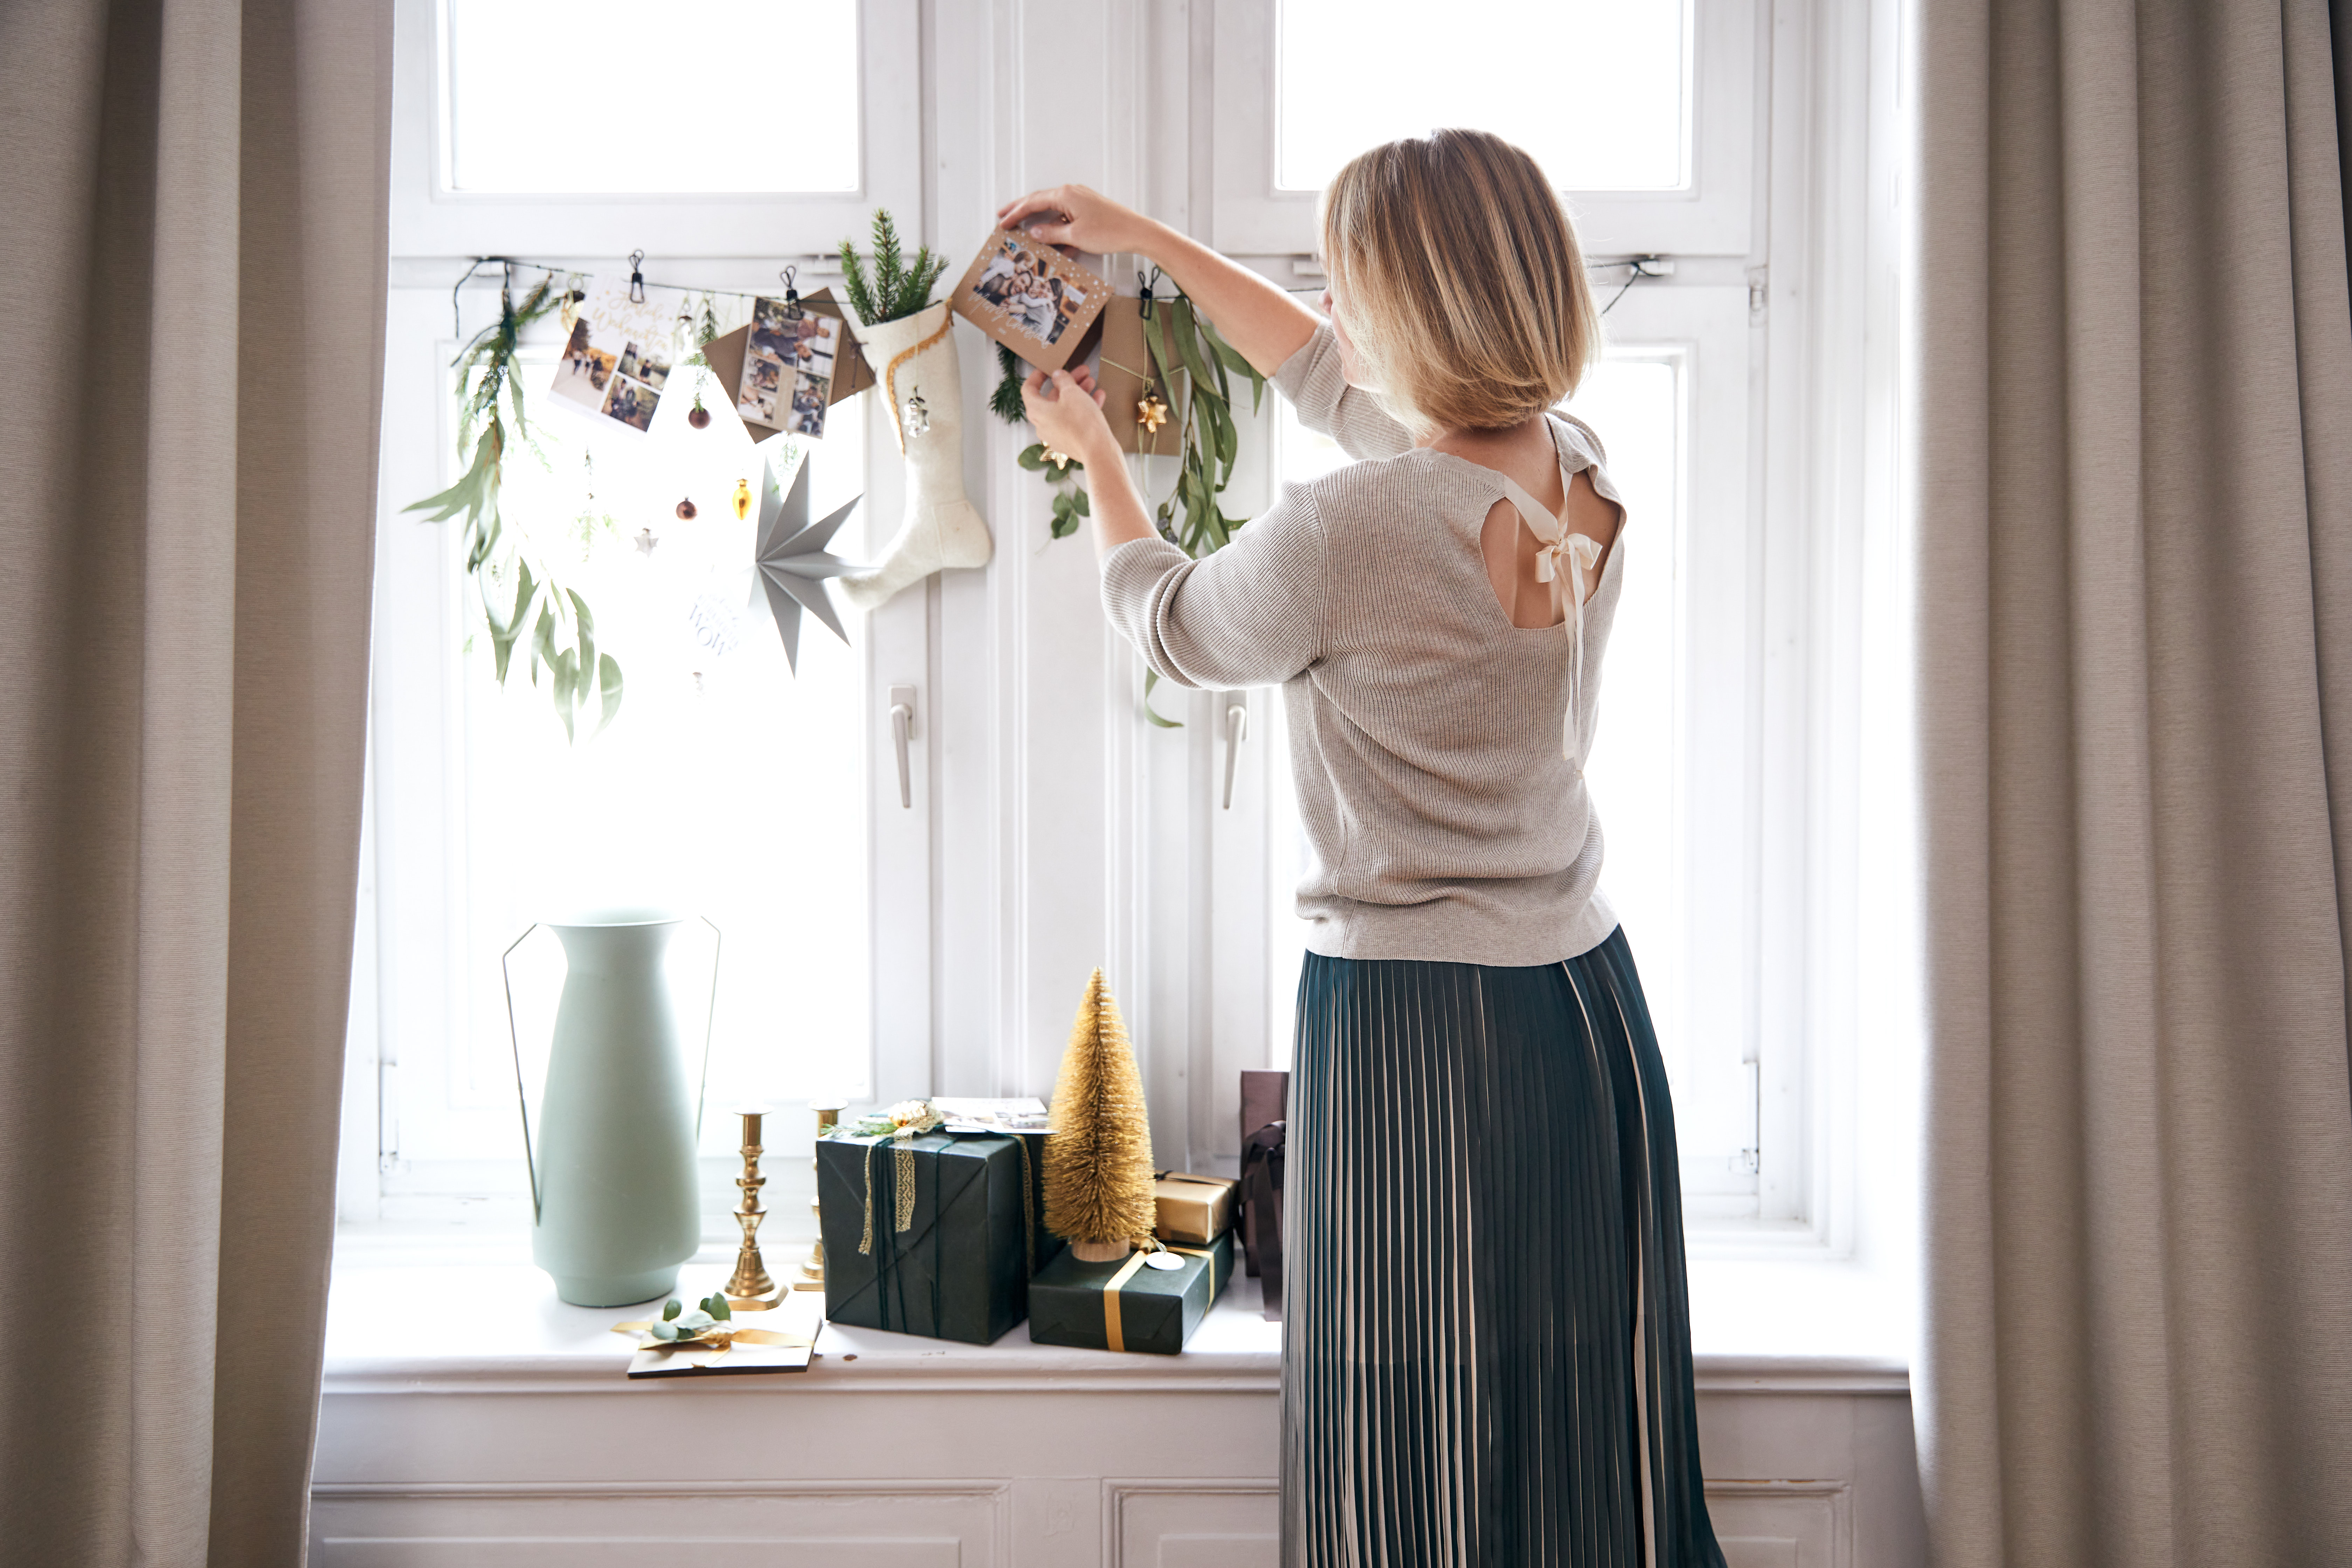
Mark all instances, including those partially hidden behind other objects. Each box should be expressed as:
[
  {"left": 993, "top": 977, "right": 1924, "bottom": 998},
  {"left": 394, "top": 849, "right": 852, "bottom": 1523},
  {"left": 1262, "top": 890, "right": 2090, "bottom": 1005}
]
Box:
[
  {"left": 1027, "top": 1229, "right": 1232, "bottom": 1355},
  {"left": 815, "top": 1129, "right": 1060, "bottom": 1344}
]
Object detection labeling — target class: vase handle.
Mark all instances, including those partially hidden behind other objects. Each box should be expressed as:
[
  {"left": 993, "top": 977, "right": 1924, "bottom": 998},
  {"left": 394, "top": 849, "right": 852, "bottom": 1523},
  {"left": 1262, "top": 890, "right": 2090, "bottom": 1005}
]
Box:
[
  {"left": 501, "top": 924, "right": 545, "bottom": 1224},
  {"left": 694, "top": 916, "right": 722, "bottom": 1143}
]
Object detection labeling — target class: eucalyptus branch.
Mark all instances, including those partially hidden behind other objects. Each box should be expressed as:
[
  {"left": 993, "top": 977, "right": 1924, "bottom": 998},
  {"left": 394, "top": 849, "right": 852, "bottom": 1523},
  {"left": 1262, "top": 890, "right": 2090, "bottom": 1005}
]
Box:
[{"left": 402, "top": 267, "right": 622, "bottom": 740}]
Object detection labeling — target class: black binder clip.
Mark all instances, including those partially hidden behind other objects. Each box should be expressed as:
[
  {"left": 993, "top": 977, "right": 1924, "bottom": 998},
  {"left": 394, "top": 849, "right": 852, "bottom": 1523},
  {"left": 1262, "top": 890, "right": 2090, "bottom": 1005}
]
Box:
[{"left": 627, "top": 249, "right": 647, "bottom": 304}]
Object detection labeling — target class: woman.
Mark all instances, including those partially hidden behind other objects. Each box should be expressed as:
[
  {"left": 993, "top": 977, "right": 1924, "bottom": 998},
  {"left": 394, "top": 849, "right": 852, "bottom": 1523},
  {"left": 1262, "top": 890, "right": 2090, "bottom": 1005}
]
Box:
[{"left": 1003, "top": 129, "right": 1727, "bottom": 1568}]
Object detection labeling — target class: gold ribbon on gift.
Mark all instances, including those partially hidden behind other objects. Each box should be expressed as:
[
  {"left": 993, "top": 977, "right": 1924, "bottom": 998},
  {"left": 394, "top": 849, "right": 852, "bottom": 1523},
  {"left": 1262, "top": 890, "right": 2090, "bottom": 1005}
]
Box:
[
  {"left": 1099, "top": 1249, "right": 1152, "bottom": 1354},
  {"left": 610, "top": 1319, "right": 813, "bottom": 1369},
  {"left": 857, "top": 1126, "right": 927, "bottom": 1256},
  {"left": 1098, "top": 1239, "right": 1224, "bottom": 1352}
]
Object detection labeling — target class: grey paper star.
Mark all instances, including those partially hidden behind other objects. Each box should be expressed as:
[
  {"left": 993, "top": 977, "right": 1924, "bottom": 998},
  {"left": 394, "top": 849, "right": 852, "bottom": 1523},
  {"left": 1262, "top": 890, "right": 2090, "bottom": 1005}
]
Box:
[{"left": 754, "top": 453, "right": 862, "bottom": 673}]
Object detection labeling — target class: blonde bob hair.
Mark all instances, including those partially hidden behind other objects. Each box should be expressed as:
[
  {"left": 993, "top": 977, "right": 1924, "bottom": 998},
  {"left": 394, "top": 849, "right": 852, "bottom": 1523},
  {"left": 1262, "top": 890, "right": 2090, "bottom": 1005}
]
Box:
[{"left": 1318, "top": 129, "right": 1599, "bottom": 436}]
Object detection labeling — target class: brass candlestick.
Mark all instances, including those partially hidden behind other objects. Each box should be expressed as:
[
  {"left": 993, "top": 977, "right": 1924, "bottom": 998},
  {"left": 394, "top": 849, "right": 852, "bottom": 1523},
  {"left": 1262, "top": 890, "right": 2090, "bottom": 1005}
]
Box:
[
  {"left": 722, "top": 1110, "right": 781, "bottom": 1311},
  {"left": 795, "top": 1100, "right": 845, "bottom": 1290}
]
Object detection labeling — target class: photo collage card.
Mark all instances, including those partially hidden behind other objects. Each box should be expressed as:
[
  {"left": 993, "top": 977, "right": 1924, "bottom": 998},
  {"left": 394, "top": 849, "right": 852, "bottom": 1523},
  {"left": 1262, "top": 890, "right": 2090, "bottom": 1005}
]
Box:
[
  {"left": 736, "top": 294, "right": 843, "bottom": 440},
  {"left": 551, "top": 279, "right": 675, "bottom": 436},
  {"left": 948, "top": 228, "right": 1116, "bottom": 374}
]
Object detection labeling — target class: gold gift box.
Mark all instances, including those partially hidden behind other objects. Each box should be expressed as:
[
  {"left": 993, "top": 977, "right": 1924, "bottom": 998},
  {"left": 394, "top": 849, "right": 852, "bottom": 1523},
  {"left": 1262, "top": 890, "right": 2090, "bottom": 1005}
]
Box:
[{"left": 1152, "top": 1170, "right": 1238, "bottom": 1245}]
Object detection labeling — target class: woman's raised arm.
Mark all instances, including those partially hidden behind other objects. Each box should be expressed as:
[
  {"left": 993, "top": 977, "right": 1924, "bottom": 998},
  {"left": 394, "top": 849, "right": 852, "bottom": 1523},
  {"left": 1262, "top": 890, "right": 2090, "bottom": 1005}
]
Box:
[{"left": 995, "top": 184, "right": 1321, "bottom": 377}]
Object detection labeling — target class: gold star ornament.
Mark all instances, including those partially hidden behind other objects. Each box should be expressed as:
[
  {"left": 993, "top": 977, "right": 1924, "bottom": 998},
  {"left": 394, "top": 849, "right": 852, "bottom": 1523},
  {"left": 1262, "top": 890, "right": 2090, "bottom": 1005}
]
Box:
[{"left": 1137, "top": 394, "right": 1170, "bottom": 436}]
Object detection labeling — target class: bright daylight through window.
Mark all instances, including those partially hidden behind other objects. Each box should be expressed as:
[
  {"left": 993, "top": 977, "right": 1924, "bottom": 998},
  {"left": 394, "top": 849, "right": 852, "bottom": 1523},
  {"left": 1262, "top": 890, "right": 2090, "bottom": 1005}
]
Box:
[
  {"left": 444, "top": 0, "right": 861, "bottom": 193},
  {"left": 1275, "top": 0, "right": 1690, "bottom": 191}
]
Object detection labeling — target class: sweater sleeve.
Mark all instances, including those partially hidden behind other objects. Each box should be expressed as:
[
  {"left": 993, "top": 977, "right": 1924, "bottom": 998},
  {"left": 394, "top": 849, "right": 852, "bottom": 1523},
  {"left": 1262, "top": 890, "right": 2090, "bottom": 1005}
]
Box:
[
  {"left": 1273, "top": 322, "right": 1414, "bottom": 460},
  {"left": 1099, "top": 484, "right": 1328, "bottom": 690}
]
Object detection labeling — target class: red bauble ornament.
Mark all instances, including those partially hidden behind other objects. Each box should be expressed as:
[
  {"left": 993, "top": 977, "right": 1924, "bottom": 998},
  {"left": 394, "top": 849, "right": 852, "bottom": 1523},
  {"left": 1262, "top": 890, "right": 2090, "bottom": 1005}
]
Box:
[
  {"left": 675, "top": 498, "right": 698, "bottom": 520},
  {"left": 687, "top": 404, "right": 712, "bottom": 429}
]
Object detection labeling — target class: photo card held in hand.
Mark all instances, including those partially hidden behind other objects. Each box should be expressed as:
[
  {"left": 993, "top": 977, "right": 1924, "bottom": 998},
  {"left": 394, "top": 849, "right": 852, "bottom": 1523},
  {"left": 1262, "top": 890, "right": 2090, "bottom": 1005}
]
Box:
[{"left": 949, "top": 228, "right": 1115, "bottom": 374}]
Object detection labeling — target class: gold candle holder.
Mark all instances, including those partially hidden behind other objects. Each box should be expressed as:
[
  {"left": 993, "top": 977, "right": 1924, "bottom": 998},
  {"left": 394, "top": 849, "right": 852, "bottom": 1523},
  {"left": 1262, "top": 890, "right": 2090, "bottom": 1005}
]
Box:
[
  {"left": 796, "top": 1100, "right": 846, "bottom": 1290},
  {"left": 722, "top": 1109, "right": 781, "bottom": 1311}
]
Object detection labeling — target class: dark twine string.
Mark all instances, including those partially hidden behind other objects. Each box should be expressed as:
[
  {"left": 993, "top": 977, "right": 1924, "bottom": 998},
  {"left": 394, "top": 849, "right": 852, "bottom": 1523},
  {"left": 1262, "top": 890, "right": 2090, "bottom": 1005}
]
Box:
[{"left": 454, "top": 250, "right": 1673, "bottom": 333}]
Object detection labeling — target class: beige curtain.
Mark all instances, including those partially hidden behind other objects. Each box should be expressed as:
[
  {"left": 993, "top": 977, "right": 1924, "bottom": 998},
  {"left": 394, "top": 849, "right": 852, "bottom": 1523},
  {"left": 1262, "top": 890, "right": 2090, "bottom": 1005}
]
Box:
[
  {"left": 1915, "top": 0, "right": 2352, "bottom": 1563},
  {"left": 0, "top": 0, "right": 390, "bottom": 1563}
]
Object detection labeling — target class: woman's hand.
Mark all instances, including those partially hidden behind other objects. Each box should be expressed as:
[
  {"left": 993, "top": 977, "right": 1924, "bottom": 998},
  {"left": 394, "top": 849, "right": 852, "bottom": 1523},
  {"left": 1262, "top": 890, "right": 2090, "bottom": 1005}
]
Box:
[
  {"left": 996, "top": 185, "right": 1157, "bottom": 257},
  {"left": 1021, "top": 365, "right": 1115, "bottom": 467}
]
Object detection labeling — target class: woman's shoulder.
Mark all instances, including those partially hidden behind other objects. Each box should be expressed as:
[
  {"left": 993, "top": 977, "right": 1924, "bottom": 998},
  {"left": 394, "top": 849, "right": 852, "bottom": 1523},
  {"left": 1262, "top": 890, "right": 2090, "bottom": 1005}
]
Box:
[{"left": 1291, "top": 444, "right": 1454, "bottom": 517}]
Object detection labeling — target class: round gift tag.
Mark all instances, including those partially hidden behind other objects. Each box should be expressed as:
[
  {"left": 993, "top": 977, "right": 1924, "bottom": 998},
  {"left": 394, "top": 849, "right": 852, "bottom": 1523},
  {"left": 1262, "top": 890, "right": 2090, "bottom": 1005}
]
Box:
[{"left": 1143, "top": 1251, "right": 1185, "bottom": 1271}]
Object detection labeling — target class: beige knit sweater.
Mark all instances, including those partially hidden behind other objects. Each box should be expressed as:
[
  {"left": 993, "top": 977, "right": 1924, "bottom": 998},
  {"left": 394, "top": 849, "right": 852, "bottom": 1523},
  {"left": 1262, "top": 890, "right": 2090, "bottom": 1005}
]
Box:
[{"left": 1100, "top": 323, "right": 1627, "bottom": 966}]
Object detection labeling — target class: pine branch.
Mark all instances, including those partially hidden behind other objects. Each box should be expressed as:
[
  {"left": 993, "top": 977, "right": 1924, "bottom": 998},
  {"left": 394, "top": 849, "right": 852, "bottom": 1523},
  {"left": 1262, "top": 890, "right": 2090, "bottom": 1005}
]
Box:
[
  {"left": 870, "top": 209, "right": 906, "bottom": 323},
  {"left": 991, "top": 343, "right": 1028, "bottom": 424},
  {"left": 838, "top": 236, "right": 879, "bottom": 326}
]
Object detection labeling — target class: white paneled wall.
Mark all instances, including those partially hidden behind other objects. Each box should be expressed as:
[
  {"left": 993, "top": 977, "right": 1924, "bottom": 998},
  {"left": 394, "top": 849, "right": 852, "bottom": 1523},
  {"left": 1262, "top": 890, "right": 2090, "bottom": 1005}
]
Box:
[{"left": 312, "top": 1373, "right": 1922, "bottom": 1567}]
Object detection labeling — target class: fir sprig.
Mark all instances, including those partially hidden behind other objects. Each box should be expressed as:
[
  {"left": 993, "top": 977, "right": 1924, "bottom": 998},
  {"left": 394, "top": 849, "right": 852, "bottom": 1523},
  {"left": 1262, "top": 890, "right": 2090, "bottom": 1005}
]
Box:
[
  {"left": 838, "top": 208, "right": 949, "bottom": 326},
  {"left": 991, "top": 343, "right": 1028, "bottom": 423}
]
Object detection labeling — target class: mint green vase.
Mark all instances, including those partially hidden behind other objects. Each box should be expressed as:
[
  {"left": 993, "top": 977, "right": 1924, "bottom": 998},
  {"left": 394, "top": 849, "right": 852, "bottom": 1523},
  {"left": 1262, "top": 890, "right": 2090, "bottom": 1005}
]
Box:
[{"left": 525, "top": 911, "right": 704, "bottom": 1307}]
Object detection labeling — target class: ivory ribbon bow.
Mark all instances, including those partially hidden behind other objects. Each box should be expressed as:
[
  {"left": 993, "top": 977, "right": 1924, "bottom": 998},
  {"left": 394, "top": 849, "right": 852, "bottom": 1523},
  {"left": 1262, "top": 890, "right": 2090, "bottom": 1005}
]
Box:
[{"left": 1504, "top": 476, "right": 1605, "bottom": 762}]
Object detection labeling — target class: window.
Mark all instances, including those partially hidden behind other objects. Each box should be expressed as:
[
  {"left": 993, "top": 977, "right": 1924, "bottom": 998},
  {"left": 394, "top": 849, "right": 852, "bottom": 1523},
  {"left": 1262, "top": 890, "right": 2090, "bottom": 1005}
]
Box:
[
  {"left": 1273, "top": 0, "right": 1690, "bottom": 193},
  {"left": 346, "top": 0, "right": 1901, "bottom": 1280},
  {"left": 388, "top": 0, "right": 919, "bottom": 258},
  {"left": 346, "top": 0, "right": 927, "bottom": 1228},
  {"left": 1265, "top": 285, "right": 1765, "bottom": 1220},
  {"left": 1209, "top": 0, "right": 1895, "bottom": 1251},
  {"left": 443, "top": 0, "right": 863, "bottom": 194},
  {"left": 1212, "top": 0, "right": 1758, "bottom": 256}
]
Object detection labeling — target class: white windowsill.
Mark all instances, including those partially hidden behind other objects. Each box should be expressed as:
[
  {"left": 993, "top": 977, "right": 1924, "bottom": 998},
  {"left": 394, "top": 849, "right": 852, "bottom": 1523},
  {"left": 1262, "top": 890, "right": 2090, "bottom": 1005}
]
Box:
[{"left": 325, "top": 1229, "right": 1908, "bottom": 1397}]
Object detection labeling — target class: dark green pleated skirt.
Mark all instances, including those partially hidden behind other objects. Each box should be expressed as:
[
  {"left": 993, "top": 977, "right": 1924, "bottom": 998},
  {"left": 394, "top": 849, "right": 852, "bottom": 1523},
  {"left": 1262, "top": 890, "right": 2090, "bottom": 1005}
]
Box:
[{"left": 1282, "top": 929, "right": 1727, "bottom": 1568}]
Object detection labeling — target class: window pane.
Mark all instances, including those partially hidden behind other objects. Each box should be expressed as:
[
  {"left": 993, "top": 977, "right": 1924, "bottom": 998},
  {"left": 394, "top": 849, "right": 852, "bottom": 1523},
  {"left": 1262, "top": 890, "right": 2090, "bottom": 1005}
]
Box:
[
  {"left": 452, "top": 350, "right": 872, "bottom": 1158},
  {"left": 1275, "top": 0, "right": 1690, "bottom": 193},
  {"left": 1562, "top": 356, "right": 1682, "bottom": 1098},
  {"left": 445, "top": 0, "right": 862, "bottom": 193}
]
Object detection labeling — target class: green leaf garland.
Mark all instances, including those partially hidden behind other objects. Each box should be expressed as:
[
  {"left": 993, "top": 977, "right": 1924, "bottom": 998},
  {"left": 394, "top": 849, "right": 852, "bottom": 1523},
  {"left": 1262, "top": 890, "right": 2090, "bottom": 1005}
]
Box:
[
  {"left": 989, "top": 286, "right": 1269, "bottom": 728},
  {"left": 402, "top": 270, "right": 623, "bottom": 740}
]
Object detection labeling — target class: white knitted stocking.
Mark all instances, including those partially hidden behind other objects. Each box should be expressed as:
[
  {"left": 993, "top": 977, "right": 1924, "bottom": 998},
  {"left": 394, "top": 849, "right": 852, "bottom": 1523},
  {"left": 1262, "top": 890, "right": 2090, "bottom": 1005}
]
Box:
[{"left": 839, "top": 303, "right": 992, "bottom": 611}]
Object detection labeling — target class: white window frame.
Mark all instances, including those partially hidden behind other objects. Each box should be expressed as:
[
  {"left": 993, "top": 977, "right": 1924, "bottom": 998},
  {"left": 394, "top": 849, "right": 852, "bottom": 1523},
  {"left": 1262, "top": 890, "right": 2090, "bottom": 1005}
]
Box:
[
  {"left": 342, "top": 0, "right": 1907, "bottom": 1299},
  {"left": 341, "top": 0, "right": 931, "bottom": 1229},
  {"left": 1209, "top": 0, "right": 1761, "bottom": 258}
]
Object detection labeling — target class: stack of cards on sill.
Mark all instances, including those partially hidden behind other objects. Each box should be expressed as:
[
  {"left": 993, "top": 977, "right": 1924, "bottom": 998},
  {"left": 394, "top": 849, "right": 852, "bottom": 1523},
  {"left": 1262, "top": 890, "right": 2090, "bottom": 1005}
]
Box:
[{"left": 622, "top": 1287, "right": 825, "bottom": 1379}]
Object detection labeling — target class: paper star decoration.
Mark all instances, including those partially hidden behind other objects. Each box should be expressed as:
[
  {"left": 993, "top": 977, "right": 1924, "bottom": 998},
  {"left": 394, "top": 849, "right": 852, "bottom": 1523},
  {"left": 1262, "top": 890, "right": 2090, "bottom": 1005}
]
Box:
[{"left": 755, "top": 451, "right": 862, "bottom": 674}]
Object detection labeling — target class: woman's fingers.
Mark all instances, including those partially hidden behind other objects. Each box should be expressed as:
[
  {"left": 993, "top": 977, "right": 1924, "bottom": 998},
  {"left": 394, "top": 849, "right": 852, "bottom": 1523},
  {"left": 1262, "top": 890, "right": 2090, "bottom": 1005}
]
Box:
[{"left": 996, "top": 188, "right": 1073, "bottom": 232}]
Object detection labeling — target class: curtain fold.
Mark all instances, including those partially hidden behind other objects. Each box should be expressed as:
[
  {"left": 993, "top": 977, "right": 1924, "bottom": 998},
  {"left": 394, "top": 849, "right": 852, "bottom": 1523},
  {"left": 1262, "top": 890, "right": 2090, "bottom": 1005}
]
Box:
[
  {"left": 1914, "top": 0, "right": 2352, "bottom": 1564},
  {"left": 0, "top": 0, "right": 392, "bottom": 1562}
]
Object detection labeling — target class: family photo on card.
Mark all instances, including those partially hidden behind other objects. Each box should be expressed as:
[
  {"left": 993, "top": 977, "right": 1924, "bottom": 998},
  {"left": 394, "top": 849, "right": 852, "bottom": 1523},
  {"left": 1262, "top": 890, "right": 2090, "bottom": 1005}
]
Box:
[
  {"left": 949, "top": 227, "right": 1114, "bottom": 374},
  {"left": 550, "top": 279, "right": 672, "bottom": 437},
  {"left": 736, "top": 293, "right": 841, "bottom": 440}
]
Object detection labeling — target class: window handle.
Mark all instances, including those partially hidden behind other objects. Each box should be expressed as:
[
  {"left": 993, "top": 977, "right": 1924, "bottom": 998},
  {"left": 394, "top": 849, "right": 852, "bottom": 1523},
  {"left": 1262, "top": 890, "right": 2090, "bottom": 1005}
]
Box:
[
  {"left": 889, "top": 685, "right": 916, "bottom": 810},
  {"left": 1221, "top": 694, "right": 1249, "bottom": 810}
]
